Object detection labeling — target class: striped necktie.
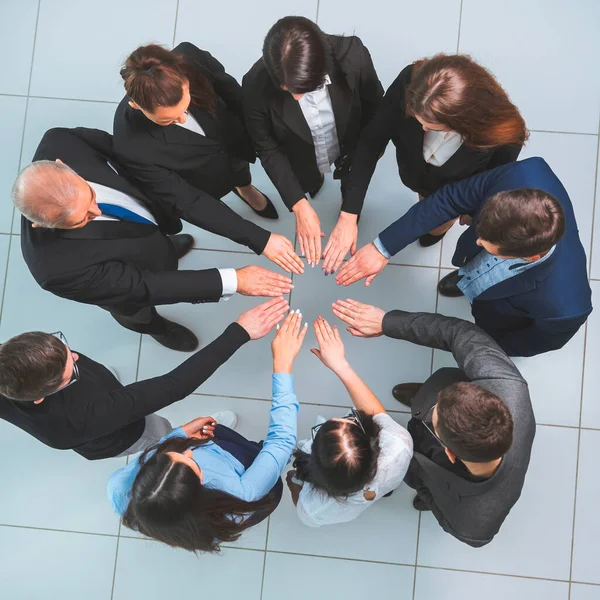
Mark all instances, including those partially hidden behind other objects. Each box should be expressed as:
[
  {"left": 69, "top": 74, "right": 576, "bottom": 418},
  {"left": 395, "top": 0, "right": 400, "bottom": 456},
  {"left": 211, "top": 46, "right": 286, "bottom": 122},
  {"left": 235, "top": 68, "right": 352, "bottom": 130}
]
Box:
[{"left": 97, "top": 203, "right": 154, "bottom": 225}]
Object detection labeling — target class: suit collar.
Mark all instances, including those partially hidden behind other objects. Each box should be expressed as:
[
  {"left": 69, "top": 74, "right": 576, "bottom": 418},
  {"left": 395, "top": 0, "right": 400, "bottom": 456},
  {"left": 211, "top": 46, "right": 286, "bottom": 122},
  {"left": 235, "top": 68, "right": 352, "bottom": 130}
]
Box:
[{"left": 55, "top": 220, "right": 157, "bottom": 240}]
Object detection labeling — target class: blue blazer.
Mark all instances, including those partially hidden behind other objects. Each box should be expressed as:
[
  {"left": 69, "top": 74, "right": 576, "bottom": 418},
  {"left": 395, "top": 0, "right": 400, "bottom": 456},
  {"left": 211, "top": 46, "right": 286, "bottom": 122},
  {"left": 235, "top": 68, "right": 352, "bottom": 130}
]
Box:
[{"left": 378, "top": 157, "right": 592, "bottom": 357}]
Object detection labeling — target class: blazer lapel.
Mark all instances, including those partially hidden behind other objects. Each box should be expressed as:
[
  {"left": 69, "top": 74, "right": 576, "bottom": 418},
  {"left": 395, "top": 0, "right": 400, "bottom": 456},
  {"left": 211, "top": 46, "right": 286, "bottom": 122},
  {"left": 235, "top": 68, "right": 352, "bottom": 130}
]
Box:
[
  {"left": 274, "top": 93, "right": 313, "bottom": 145},
  {"left": 156, "top": 121, "right": 220, "bottom": 148}
]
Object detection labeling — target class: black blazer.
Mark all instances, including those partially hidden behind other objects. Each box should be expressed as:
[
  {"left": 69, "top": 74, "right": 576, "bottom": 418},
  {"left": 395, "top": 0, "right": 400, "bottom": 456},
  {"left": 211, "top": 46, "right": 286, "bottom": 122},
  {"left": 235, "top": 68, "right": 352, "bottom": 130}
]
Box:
[
  {"left": 0, "top": 323, "right": 250, "bottom": 460},
  {"left": 242, "top": 35, "right": 384, "bottom": 210},
  {"left": 383, "top": 310, "right": 535, "bottom": 547},
  {"left": 343, "top": 64, "right": 523, "bottom": 214},
  {"left": 21, "top": 127, "right": 224, "bottom": 317},
  {"left": 113, "top": 42, "right": 270, "bottom": 256}
]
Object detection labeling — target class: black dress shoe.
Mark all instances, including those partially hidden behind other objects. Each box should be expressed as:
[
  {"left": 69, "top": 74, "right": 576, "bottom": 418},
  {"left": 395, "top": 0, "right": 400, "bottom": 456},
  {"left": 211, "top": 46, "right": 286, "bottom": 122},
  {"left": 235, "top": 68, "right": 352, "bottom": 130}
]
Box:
[
  {"left": 150, "top": 318, "right": 199, "bottom": 352},
  {"left": 437, "top": 270, "right": 464, "bottom": 297},
  {"left": 307, "top": 173, "right": 325, "bottom": 199},
  {"left": 392, "top": 383, "right": 423, "bottom": 407},
  {"left": 232, "top": 188, "right": 279, "bottom": 220},
  {"left": 413, "top": 495, "right": 431, "bottom": 512},
  {"left": 169, "top": 234, "right": 195, "bottom": 260},
  {"left": 419, "top": 230, "right": 447, "bottom": 247}
]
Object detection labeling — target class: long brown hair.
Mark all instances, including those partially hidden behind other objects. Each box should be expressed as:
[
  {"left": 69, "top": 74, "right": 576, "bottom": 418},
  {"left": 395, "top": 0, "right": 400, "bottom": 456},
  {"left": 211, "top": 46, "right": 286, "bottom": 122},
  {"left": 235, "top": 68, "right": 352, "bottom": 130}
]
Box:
[
  {"left": 120, "top": 44, "right": 216, "bottom": 116},
  {"left": 122, "top": 436, "right": 278, "bottom": 553},
  {"left": 405, "top": 54, "right": 528, "bottom": 149}
]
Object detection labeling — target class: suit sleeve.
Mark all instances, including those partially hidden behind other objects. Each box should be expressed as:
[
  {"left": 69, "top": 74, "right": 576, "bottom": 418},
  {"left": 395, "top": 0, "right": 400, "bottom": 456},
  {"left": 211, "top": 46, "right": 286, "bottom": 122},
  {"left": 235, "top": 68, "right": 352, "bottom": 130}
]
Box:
[
  {"left": 118, "top": 158, "right": 270, "bottom": 254},
  {"left": 177, "top": 42, "right": 245, "bottom": 120},
  {"left": 485, "top": 143, "right": 522, "bottom": 170},
  {"left": 341, "top": 93, "right": 395, "bottom": 214},
  {"left": 377, "top": 166, "right": 500, "bottom": 256},
  {"left": 44, "top": 259, "right": 224, "bottom": 309},
  {"left": 243, "top": 80, "right": 306, "bottom": 211},
  {"left": 382, "top": 310, "right": 525, "bottom": 383},
  {"left": 78, "top": 323, "right": 250, "bottom": 438},
  {"left": 356, "top": 39, "right": 384, "bottom": 127}
]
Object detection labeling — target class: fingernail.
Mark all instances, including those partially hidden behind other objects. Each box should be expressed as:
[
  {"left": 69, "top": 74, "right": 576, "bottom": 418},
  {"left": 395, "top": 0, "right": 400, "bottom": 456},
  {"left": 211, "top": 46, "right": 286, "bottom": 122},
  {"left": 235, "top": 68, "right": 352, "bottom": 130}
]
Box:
[
  {"left": 276, "top": 324, "right": 280, "bottom": 329},
  {"left": 304, "top": 322, "right": 308, "bottom": 327}
]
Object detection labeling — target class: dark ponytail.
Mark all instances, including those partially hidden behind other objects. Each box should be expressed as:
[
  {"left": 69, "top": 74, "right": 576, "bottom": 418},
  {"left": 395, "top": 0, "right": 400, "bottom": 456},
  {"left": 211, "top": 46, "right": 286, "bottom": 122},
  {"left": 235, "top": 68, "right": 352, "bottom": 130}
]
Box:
[
  {"left": 121, "top": 44, "right": 216, "bottom": 116},
  {"left": 293, "top": 411, "right": 381, "bottom": 498}
]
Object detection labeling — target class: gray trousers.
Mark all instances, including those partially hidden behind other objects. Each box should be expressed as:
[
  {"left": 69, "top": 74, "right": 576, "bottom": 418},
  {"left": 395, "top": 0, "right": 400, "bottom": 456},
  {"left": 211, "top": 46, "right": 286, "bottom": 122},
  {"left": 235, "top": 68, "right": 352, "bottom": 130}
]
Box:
[{"left": 117, "top": 414, "right": 172, "bottom": 457}]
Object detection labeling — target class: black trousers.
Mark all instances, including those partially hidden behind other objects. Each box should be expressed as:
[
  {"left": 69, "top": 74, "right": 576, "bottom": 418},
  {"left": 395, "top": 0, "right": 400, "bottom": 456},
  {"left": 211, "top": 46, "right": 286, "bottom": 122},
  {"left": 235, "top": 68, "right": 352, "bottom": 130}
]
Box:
[
  {"left": 229, "top": 159, "right": 252, "bottom": 190},
  {"left": 111, "top": 305, "right": 167, "bottom": 335},
  {"left": 212, "top": 424, "right": 284, "bottom": 527}
]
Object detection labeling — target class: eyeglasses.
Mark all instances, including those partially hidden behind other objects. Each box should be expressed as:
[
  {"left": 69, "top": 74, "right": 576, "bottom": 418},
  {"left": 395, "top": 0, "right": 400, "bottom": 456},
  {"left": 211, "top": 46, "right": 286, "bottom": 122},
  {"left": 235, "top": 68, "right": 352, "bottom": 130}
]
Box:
[
  {"left": 47, "top": 331, "right": 80, "bottom": 395},
  {"left": 311, "top": 407, "right": 367, "bottom": 440},
  {"left": 422, "top": 405, "right": 446, "bottom": 448}
]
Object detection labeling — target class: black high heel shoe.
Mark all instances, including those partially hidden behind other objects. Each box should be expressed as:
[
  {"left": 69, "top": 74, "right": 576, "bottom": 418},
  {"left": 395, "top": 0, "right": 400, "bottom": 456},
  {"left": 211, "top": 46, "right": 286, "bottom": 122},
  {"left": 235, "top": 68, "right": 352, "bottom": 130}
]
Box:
[{"left": 232, "top": 187, "right": 279, "bottom": 220}]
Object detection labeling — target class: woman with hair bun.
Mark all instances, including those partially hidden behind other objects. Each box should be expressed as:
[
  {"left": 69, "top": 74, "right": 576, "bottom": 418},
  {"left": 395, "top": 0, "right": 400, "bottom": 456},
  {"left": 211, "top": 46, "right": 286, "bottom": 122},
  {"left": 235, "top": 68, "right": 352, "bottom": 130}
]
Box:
[{"left": 114, "top": 42, "right": 303, "bottom": 275}]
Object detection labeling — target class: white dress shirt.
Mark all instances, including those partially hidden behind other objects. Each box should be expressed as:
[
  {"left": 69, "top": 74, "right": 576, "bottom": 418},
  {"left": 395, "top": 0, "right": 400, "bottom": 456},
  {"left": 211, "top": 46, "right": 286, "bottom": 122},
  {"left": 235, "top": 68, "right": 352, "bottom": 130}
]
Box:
[
  {"left": 295, "top": 413, "right": 413, "bottom": 527},
  {"left": 175, "top": 111, "right": 206, "bottom": 137},
  {"left": 298, "top": 75, "right": 341, "bottom": 173},
  {"left": 90, "top": 176, "right": 237, "bottom": 298},
  {"left": 423, "top": 130, "right": 463, "bottom": 166}
]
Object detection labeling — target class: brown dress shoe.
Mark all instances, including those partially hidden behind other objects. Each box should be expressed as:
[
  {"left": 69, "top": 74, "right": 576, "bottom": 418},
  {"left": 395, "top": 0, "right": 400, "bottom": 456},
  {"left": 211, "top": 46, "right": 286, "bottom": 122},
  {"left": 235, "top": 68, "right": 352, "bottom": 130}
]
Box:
[{"left": 391, "top": 383, "right": 423, "bottom": 407}]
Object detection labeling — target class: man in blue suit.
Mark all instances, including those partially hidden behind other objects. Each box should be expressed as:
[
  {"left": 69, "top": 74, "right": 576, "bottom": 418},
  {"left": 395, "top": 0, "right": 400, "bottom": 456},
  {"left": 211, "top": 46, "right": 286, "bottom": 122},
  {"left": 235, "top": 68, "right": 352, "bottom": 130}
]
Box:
[{"left": 336, "top": 158, "right": 592, "bottom": 357}]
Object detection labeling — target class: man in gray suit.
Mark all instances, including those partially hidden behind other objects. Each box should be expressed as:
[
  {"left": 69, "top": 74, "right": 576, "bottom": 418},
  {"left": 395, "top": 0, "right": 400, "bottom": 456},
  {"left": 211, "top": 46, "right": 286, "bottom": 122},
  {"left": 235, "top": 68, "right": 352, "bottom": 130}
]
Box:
[{"left": 332, "top": 299, "right": 536, "bottom": 547}]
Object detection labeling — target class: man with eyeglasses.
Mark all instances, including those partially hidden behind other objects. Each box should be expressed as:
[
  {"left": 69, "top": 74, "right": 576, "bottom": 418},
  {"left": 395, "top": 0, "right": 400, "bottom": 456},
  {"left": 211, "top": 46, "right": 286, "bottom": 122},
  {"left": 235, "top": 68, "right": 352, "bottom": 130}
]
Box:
[
  {"left": 332, "top": 299, "right": 536, "bottom": 548},
  {"left": 0, "top": 298, "right": 288, "bottom": 460}
]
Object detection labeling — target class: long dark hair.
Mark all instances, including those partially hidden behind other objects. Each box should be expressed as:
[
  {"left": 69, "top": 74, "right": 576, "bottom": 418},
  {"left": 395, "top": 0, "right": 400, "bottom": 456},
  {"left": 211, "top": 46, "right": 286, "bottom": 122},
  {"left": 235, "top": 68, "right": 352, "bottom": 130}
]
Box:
[
  {"left": 405, "top": 54, "right": 528, "bottom": 150},
  {"left": 120, "top": 44, "right": 217, "bottom": 115},
  {"left": 122, "top": 436, "right": 278, "bottom": 553},
  {"left": 262, "top": 16, "right": 331, "bottom": 94},
  {"left": 293, "top": 411, "right": 381, "bottom": 497}
]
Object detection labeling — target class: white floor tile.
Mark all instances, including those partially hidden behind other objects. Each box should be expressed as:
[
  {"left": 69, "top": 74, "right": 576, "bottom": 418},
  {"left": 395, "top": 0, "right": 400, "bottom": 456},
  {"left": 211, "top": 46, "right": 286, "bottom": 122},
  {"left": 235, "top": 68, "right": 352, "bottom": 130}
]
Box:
[
  {"left": 0, "top": 419, "right": 124, "bottom": 534},
  {"left": 291, "top": 263, "right": 438, "bottom": 411},
  {"left": 0, "top": 0, "right": 38, "bottom": 95},
  {"left": 571, "top": 583, "right": 600, "bottom": 600},
  {"left": 262, "top": 552, "right": 415, "bottom": 600},
  {"left": 175, "top": 0, "right": 318, "bottom": 82},
  {"left": 0, "top": 235, "right": 11, "bottom": 299},
  {"left": 317, "top": 0, "right": 461, "bottom": 89},
  {"left": 459, "top": 0, "right": 600, "bottom": 133},
  {"left": 582, "top": 282, "right": 600, "bottom": 428},
  {"left": 0, "top": 240, "right": 141, "bottom": 385},
  {"left": 414, "top": 567, "right": 569, "bottom": 600},
  {"left": 572, "top": 429, "right": 600, "bottom": 584},
  {"left": 137, "top": 249, "right": 291, "bottom": 400},
  {"left": 268, "top": 405, "right": 418, "bottom": 563},
  {"left": 441, "top": 131, "right": 598, "bottom": 270},
  {"left": 30, "top": 0, "right": 178, "bottom": 102},
  {"left": 113, "top": 537, "right": 264, "bottom": 600},
  {"left": 0, "top": 96, "right": 27, "bottom": 233},
  {"left": 0, "top": 526, "right": 117, "bottom": 600},
  {"left": 417, "top": 424, "right": 578, "bottom": 579},
  {"left": 434, "top": 269, "right": 587, "bottom": 427}
]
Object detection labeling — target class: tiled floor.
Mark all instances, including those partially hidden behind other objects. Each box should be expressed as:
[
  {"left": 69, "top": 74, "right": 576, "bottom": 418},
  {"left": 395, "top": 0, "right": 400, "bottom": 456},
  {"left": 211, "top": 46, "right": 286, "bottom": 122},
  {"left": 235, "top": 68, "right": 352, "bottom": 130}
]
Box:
[{"left": 0, "top": 1, "right": 599, "bottom": 599}]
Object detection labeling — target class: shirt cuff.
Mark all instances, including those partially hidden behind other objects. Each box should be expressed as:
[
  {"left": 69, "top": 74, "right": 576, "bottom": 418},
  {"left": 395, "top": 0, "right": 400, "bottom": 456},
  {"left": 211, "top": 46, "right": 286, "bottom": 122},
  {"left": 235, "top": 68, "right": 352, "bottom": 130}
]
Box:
[
  {"left": 218, "top": 268, "right": 238, "bottom": 301},
  {"left": 373, "top": 236, "right": 391, "bottom": 259}
]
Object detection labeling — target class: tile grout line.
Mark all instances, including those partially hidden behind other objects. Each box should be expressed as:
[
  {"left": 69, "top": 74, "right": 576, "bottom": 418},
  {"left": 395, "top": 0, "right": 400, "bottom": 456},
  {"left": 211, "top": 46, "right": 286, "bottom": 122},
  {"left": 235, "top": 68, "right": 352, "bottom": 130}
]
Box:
[
  {"left": 315, "top": 0, "right": 321, "bottom": 23},
  {"left": 585, "top": 113, "right": 600, "bottom": 279},
  {"left": 567, "top": 111, "right": 600, "bottom": 598},
  {"left": 411, "top": 513, "right": 422, "bottom": 600},
  {"left": 109, "top": 524, "right": 122, "bottom": 600},
  {"left": 456, "top": 0, "right": 464, "bottom": 53},
  {"left": 259, "top": 518, "right": 271, "bottom": 600},
  {"left": 171, "top": 0, "right": 180, "bottom": 47}
]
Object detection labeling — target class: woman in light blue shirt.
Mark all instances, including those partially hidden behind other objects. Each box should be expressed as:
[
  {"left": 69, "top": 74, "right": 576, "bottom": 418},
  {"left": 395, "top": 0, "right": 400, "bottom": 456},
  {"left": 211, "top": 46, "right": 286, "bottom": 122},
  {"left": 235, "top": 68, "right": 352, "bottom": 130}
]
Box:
[{"left": 107, "top": 309, "right": 307, "bottom": 552}]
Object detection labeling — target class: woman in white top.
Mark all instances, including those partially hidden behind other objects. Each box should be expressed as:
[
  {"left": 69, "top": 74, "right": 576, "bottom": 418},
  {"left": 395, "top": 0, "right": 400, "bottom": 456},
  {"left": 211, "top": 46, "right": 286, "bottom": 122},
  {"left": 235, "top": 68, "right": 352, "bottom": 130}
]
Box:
[{"left": 286, "top": 317, "right": 413, "bottom": 527}]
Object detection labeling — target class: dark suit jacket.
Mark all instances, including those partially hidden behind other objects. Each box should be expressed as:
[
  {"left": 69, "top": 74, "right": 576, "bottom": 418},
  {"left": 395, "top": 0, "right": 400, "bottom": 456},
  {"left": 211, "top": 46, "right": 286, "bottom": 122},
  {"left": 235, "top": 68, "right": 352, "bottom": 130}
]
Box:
[
  {"left": 243, "top": 35, "right": 383, "bottom": 210},
  {"left": 378, "top": 158, "right": 592, "bottom": 356},
  {"left": 113, "top": 42, "right": 270, "bottom": 256},
  {"left": 343, "top": 64, "right": 522, "bottom": 213},
  {"left": 21, "top": 127, "right": 225, "bottom": 317},
  {"left": 0, "top": 323, "right": 249, "bottom": 460},
  {"left": 383, "top": 310, "right": 535, "bottom": 547}
]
